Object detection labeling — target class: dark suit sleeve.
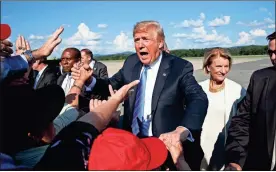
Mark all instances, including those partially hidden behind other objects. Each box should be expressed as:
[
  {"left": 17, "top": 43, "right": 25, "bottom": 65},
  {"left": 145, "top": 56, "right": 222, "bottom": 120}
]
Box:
[
  {"left": 99, "top": 65, "right": 108, "bottom": 79},
  {"left": 225, "top": 72, "right": 255, "bottom": 167},
  {"left": 84, "top": 61, "right": 126, "bottom": 100},
  {"left": 179, "top": 62, "right": 208, "bottom": 130},
  {"left": 44, "top": 73, "right": 57, "bottom": 86}
]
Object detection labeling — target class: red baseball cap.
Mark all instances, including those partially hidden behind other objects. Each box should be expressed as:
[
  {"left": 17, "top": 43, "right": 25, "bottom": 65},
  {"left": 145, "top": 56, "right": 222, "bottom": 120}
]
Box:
[
  {"left": 88, "top": 128, "right": 168, "bottom": 170},
  {"left": 0, "top": 24, "right": 11, "bottom": 40}
]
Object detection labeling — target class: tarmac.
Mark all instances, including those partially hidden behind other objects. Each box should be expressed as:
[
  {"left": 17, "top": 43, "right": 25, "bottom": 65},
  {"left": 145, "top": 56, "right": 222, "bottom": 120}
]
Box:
[{"left": 194, "top": 58, "right": 272, "bottom": 89}]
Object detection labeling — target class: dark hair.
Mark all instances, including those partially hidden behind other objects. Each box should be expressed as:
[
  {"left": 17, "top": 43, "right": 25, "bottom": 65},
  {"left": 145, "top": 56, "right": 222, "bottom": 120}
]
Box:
[
  {"left": 81, "top": 48, "right": 93, "bottom": 59},
  {"left": 63, "top": 47, "right": 81, "bottom": 61},
  {"left": 266, "top": 32, "right": 276, "bottom": 41}
]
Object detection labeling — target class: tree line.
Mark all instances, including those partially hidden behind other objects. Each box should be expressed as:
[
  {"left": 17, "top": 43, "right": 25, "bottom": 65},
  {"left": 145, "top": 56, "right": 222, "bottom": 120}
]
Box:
[{"left": 94, "top": 45, "right": 268, "bottom": 61}]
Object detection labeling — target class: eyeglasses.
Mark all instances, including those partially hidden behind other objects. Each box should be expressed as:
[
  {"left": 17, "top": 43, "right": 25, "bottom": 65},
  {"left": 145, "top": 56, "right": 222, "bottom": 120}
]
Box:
[{"left": 268, "top": 50, "right": 276, "bottom": 56}]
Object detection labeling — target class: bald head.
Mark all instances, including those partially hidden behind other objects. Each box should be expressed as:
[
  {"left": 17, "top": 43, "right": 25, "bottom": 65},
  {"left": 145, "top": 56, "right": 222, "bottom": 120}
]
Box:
[{"left": 61, "top": 47, "right": 81, "bottom": 72}]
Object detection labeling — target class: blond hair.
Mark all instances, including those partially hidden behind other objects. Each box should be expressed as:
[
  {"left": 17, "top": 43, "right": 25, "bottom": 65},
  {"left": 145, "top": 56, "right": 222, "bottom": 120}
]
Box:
[
  {"left": 203, "top": 47, "right": 232, "bottom": 74},
  {"left": 133, "top": 20, "right": 165, "bottom": 41}
]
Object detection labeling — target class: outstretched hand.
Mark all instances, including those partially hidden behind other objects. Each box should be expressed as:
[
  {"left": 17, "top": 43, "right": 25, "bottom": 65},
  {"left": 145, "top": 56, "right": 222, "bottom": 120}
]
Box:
[
  {"left": 108, "top": 80, "right": 139, "bottom": 102},
  {"left": 0, "top": 40, "right": 13, "bottom": 57},
  {"left": 15, "top": 35, "right": 31, "bottom": 55},
  {"left": 33, "top": 26, "right": 64, "bottom": 59}
]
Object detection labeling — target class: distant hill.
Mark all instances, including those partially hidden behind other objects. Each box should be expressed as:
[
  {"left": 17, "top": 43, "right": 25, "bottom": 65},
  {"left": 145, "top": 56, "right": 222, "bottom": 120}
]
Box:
[{"left": 95, "top": 45, "right": 268, "bottom": 61}]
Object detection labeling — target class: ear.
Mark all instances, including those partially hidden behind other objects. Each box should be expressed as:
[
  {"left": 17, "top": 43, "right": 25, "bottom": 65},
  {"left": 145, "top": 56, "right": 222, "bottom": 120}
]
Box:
[
  {"left": 206, "top": 65, "right": 210, "bottom": 72},
  {"left": 158, "top": 39, "right": 164, "bottom": 49}
]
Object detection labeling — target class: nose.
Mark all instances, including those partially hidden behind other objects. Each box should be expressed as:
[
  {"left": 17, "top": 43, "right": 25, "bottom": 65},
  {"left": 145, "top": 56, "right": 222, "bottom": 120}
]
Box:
[
  {"left": 138, "top": 40, "right": 145, "bottom": 49},
  {"left": 221, "top": 67, "right": 227, "bottom": 74},
  {"left": 271, "top": 53, "right": 276, "bottom": 60}
]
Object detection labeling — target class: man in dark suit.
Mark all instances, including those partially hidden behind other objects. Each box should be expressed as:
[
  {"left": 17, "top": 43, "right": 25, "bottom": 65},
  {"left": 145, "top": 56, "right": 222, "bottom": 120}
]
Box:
[
  {"left": 81, "top": 48, "right": 108, "bottom": 79},
  {"left": 225, "top": 32, "right": 276, "bottom": 171},
  {"left": 80, "top": 48, "right": 109, "bottom": 101},
  {"left": 72, "top": 20, "right": 208, "bottom": 170},
  {"left": 30, "top": 57, "right": 57, "bottom": 89}
]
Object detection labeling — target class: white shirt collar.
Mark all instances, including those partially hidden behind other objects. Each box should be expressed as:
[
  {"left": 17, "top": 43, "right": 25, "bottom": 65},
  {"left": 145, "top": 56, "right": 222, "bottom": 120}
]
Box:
[{"left": 147, "top": 51, "right": 163, "bottom": 69}]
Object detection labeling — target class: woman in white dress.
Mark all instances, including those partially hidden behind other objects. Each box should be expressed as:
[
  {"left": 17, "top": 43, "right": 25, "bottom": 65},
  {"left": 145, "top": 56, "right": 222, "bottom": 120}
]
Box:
[{"left": 199, "top": 48, "right": 246, "bottom": 170}]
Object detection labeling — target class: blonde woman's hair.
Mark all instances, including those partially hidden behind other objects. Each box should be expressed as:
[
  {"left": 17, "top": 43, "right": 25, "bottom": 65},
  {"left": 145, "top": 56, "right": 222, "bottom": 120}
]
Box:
[
  {"left": 133, "top": 20, "right": 165, "bottom": 41},
  {"left": 202, "top": 47, "right": 232, "bottom": 74}
]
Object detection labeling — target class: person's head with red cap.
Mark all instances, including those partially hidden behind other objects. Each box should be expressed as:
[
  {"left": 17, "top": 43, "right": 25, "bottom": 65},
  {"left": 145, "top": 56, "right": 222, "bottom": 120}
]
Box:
[{"left": 88, "top": 128, "right": 168, "bottom": 170}]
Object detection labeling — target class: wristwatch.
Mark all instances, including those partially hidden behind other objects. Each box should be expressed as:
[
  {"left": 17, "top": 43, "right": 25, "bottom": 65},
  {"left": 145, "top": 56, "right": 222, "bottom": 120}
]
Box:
[{"left": 22, "top": 50, "right": 35, "bottom": 63}]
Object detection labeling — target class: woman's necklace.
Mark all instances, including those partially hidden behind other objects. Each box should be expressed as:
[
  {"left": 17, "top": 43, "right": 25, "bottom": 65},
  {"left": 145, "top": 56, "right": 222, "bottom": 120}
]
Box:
[{"left": 209, "top": 80, "right": 225, "bottom": 93}]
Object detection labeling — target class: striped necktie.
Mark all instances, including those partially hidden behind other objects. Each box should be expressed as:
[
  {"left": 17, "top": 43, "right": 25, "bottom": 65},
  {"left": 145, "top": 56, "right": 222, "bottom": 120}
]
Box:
[{"left": 132, "top": 66, "right": 150, "bottom": 136}]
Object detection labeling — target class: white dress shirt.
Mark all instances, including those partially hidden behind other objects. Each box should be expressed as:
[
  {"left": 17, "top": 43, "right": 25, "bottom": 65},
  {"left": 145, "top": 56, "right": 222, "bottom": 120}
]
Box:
[
  {"left": 141, "top": 54, "right": 163, "bottom": 136},
  {"left": 61, "top": 73, "right": 97, "bottom": 95},
  {"left": 33, "top": 65, "right": 48, "bottom": 89}
]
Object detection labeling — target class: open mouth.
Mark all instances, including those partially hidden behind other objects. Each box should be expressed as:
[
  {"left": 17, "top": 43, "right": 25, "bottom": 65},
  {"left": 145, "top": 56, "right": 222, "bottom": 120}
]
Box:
[{"left": 140, "top": 52, "right": 149, "bottom": 56}]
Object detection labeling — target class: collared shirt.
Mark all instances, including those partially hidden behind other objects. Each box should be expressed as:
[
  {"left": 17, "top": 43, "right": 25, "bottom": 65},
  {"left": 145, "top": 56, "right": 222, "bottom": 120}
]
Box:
[
  {"left": 61, "top": 73, "right": 96, "bottom": 95},
  {"left": 33, "top": 65, "right": 48, "bottom": 89},
  {"left": 141, "top": 53, "right": 163, "bottom": 136}
]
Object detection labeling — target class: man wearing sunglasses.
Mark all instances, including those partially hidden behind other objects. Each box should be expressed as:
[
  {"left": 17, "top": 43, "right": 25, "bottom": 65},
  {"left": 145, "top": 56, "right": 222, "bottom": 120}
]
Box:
[{"left": 225, "top": 31, "right": 276, "bottom": 171}]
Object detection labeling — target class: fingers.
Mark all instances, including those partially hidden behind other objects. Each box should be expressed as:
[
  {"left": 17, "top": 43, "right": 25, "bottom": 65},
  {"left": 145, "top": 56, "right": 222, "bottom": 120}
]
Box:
[
  {"left": 26, "top": 40, "right": 31, "bottom": 50},
  {"left": 126, "top": 80, "right": 140, "bottom": 90},
  {"left": 2, "top": 39, "right": 13, "bottom": 47},
  {"left": 89, "top": 99, "right": 95, "bottom": 111},
  {"left": 0, "top": 40, "right": 13, "bottom": 55},
  {"left": 21, "top": 36, "right": 27, "bottom": 49},
  {"left": 49, "top": 26, "right": 64, "bottom": 43},
  {"left": 19, "top": 35, "right": 23, "bottom": 49},
  {"left": 109, "top": 84, "right": 115, "bottom": 96},
  {"left": 16, "top": 36, "right": 20, "bottom": 49}
]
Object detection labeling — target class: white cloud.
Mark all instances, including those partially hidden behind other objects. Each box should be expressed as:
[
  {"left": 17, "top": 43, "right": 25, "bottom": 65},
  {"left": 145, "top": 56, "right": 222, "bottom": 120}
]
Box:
[
  {"left": 199, "top": 13, "right": 206, "bottom": 20},
  {"left": 237, "top": 17, "right": 275, "bottom": 27},
  {"left": 172, "top": 26, "right": 232, "bottom": 46},
  {"left": 174, "top": 13, "right": 205, "bottom": 28},
  {"left": 62, "top": 24, "right": 71, "bottom": 28},
  {"left": 268, "top": 24, "right": 275, "bottom": 29},
  {"left": 97, "top": 24, "right": 108, "bottom": 28},
  {"left": 208, "top": 16, "right": 230, "bottom": 27},
  {"left": 264, "top": 17, "right": 274, "bottom": 24},
  {"left": 29, "top": 34, "right": 45, "bottom": 40},
  {"left": 173, "top": 38, "right": 183, "bottom": 49},
  {"left": 112, "top": 31, "right": 134, "bottom": 53},
  {"left": 259, "top": 7, "right": 268, "bottom": 12},
  {"left": 249, "top": 29, "right": 267, "bottom": 37},
  {"left": 236, "top": 31, "right": 255, "bottom": 45},
  {"left": 64, "top": 23, "right": 102, "bottom": 47}
]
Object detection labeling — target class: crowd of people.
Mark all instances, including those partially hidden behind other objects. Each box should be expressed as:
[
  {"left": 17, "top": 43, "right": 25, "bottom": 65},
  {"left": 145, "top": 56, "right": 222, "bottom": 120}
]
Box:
[{"left": 0, "top": 20, "right": 275, "bottom": 171}]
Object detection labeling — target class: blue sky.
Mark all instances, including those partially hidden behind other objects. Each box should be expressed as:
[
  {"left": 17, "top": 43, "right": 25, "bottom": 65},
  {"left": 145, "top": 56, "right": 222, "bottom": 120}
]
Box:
[{"left": 2, "top": 1, "right": 275, "bottom": 57}]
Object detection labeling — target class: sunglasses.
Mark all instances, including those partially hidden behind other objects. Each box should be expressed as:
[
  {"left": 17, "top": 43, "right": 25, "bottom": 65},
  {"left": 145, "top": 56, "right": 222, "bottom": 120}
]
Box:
[{"left": 267, "top": 50, "right": 276, "bottom": 56}]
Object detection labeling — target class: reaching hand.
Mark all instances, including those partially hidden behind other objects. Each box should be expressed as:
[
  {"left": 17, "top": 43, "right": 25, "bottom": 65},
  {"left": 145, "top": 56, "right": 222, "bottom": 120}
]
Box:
[
  {"left": 78, "top": 63, "right": 93, "bottom": 83},
  {"left": 0, "top": 39, "right": 13, "bottom": 57},
  {"left": 108, "top": 80, "right": 139, "bottom": 102},
  {"left": 162, "top": 137, "right": 184, "bottom": 164},
  {"left": 159, "top": 127, "right": 189, "bottom": 147},
  {"left": 89, "top": 99, "right": 121, "bottom": 124},
  {"left": 34, "top": 26, "right": 64, "bottom": 59},
  {"left": 15, "top": 35, "right": 31, "bottom": 55}
]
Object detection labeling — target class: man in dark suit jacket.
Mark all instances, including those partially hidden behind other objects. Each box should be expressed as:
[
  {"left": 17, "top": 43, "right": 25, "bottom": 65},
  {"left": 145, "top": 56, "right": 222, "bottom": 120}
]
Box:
[
  {"left": 81, "top": 48, "right": 108, "bottom": 79},
  {"left": 30, "top": 57, "right": 57, "bottom": 89},
  {"left": 225, "top": 32, "right": 276, "bottom": 171},
  {"left": 72, "top": 20, "right": 208, "bottom": 170}
]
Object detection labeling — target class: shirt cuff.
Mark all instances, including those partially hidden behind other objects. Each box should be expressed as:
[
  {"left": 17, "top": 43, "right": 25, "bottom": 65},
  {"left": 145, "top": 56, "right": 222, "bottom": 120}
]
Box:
[
  {"left": 84, "top": 76, "right": 96, "bottom": 91},
  {"left": 20, "top": 55, "right": 28, "bottom": 63},
  {"left": 177, "top": 126, "right": 195, "bottom": 142}
]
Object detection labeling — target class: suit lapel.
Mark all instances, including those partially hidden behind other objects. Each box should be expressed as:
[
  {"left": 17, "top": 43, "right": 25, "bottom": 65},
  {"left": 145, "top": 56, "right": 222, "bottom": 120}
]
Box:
[
  {"left": 151, "top": 52, "right": 171, "bottom": 114},
  {"left": 36, "top": 67, "right": 48, "bottom": 89},
  {"left": 266, "top": 76, "right": 276, "bottom": 159},
  {"left": 57, "top": 72, "right": 67, "bottom": 86},
  {"left": 129, "top": 60, "right": 143, "bottom": 121}
]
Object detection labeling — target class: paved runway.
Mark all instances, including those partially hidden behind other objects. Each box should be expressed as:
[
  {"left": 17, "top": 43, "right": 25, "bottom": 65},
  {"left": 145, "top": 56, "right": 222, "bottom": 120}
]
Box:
[{"left": 194, "top": 58, "right": 272, "bottom": 89}]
